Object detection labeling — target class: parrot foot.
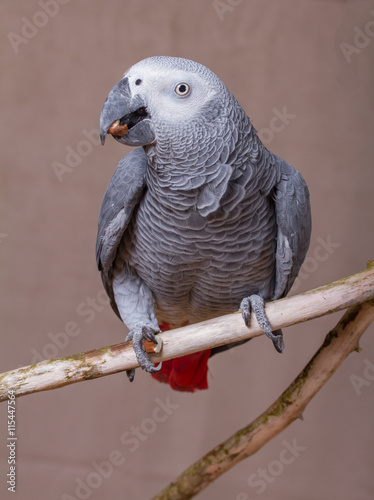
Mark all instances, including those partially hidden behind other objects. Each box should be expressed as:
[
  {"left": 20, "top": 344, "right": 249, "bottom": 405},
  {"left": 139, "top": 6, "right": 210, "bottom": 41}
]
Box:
[
  {"left": 240, "top": 295, "right": 285, "bottom": 353},
  {"left": 125, "top": 323, "right": 162, "bottom": 382}
]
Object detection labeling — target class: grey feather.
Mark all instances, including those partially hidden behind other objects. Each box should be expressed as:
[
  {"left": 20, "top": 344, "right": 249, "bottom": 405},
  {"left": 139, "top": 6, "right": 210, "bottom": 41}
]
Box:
[
  {"left": 96, "top": 147, "right": 147, "bottom": 316},
  {"left": 272, "top": 160, "right": 311, "bottom": 300}
]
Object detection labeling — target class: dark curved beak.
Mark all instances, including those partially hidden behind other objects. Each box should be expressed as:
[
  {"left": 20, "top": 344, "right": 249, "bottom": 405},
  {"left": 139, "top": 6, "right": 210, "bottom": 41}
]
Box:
[
  {"left": 100, "top": 77, "right": 149, "bottom": 146},
  {"left": 100, "top": 78, "right": 132, "bottom": 145}
]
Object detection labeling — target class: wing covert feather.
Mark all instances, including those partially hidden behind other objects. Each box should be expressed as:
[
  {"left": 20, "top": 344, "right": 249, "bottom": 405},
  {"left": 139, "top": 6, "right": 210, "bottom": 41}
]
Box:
[
  {"left": 273, "top": 160, "right": 312, "bottom": 299},
  {"left": 96, "top": 147, "right": 148, "bottom": 314}
]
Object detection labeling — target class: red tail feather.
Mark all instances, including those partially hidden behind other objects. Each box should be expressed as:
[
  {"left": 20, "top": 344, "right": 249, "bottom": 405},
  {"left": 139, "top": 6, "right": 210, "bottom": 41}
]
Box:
[{"left": 151, "top": 323, "right": 211, "bottom": 392}]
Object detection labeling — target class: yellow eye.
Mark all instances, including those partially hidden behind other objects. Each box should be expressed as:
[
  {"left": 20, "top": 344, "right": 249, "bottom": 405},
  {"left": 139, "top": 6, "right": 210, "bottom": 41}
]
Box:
[{"left": 175, "top": 83, "right": 190, "bottom": 96}]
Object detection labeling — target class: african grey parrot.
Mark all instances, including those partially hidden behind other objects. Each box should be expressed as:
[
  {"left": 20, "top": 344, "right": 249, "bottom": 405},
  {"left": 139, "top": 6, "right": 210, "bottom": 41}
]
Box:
[{"left": 97, "top": 56, "right": 311, "bottom": 392}]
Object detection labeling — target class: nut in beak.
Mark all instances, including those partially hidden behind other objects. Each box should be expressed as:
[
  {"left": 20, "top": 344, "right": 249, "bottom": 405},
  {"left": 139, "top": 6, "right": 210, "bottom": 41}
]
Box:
[{"left": 108, "top": 120, "right": 128, "bottom": 137}]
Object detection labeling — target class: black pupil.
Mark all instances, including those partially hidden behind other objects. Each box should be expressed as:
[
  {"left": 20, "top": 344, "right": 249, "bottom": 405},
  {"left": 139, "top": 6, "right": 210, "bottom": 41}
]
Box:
[
  {"left": 179, "top": 84, "right": 187, "bottom": 93},
  {"left": 135, "top": 79, "right": 142, "bottom": 86}
]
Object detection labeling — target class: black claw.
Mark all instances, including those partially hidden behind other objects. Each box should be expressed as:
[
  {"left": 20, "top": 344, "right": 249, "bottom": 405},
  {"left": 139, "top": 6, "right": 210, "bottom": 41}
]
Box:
[
  {"left": 265, "top": 330, "right": 285, "bottom": 353},
  {"left": 141, "top": 325, "right": 161, "bottom": 345},
  {"left": 273, "top": 338, "right": 284, "bottom": 353},
  {"left": 149, "top": 362, "right": 162, "bottom": 374},
  {"left": 272, "top": 330, "right": 285, "bottom": 353},
  {"left": 146, "top": 331, "right": 158, "bottom": 344},
  {"left": 126, "top": 369, "right": 135, "bottom": 382},
  {"left": 240, "top": 297, "right": 251, "bottom": 326}
]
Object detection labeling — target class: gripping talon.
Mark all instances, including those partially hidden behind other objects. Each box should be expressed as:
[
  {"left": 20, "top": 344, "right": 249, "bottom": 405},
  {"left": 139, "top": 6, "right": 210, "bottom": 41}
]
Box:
[
  {"left": 125, "top": 323, "right": 162, "bottom": 381},
  {"left": 240, "top": 294, "right": 285, "bottom": 353}
]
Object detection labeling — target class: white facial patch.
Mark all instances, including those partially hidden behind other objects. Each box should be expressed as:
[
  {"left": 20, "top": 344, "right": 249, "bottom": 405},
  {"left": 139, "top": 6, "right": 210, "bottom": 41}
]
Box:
[{"left": 124, "top": 63, "right": 218, "bottom": 123}]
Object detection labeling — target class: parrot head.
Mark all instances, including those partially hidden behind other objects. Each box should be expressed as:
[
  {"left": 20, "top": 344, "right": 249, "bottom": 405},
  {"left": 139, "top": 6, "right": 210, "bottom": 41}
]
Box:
[{"left": 99, "top": 56, "right": 230, "bottom": 148}]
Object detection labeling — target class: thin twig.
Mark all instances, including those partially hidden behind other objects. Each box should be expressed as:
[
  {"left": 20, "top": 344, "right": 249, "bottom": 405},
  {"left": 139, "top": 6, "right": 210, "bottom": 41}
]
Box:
[
  {"left": 151, "top": 299, "right": 374, "bottom": 500},
  {"left": 0, "top": 264, "right": 373, "bottom": 402}
]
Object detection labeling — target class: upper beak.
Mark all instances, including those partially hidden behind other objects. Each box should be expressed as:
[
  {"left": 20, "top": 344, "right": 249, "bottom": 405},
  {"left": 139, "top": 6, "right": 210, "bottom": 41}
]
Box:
[
  {"left": 100, "top": 77, "right": 154, "bottom": 147},
  {"left": 100, "top": 77, "right": 132, "bottom": 145},
  {"left": 100, "top": 77, "right": 149, "bottom": 145}
]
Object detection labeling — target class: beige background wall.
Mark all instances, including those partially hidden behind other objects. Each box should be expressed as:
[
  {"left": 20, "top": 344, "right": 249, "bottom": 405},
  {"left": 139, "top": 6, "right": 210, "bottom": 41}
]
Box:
[{"left": 1, "top": 0, "right": 374, "bottom": 499}]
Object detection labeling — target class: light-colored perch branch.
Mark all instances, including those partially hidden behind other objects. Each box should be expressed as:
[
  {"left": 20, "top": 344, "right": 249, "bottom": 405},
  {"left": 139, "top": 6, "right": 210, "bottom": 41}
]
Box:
[
  {"left": 151, "top": 299, "right": 374, "bottom": 500},
  {"left": 0, "top": 264, "right": 373, "bottom": 402}
]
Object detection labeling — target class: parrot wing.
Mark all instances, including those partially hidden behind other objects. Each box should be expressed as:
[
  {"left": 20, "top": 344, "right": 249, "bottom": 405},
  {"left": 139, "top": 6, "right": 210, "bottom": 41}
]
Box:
[
  {"left": 96, "top": 147, "right": 148, "bottom": 317},
  {"left": 272, "top": 159, "right": 312, "bottom": 300}
]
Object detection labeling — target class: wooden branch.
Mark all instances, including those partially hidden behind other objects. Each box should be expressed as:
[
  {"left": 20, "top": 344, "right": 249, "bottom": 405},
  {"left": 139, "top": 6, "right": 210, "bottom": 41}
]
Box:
[
  {"left": 151, "top": 299, "right": 374, "bottom": 500},
  {"left": 0, "top": 263, "right": 373, "bottom": 402}
]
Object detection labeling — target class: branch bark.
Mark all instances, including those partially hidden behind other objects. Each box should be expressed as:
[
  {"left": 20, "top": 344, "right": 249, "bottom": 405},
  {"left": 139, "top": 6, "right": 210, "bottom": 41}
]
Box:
[
  {"left": 151, "top": 298, "right": 374, "bottom": 500},
  {"left": 0, "top": 264, "right": 373, "bottom": 402}
]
